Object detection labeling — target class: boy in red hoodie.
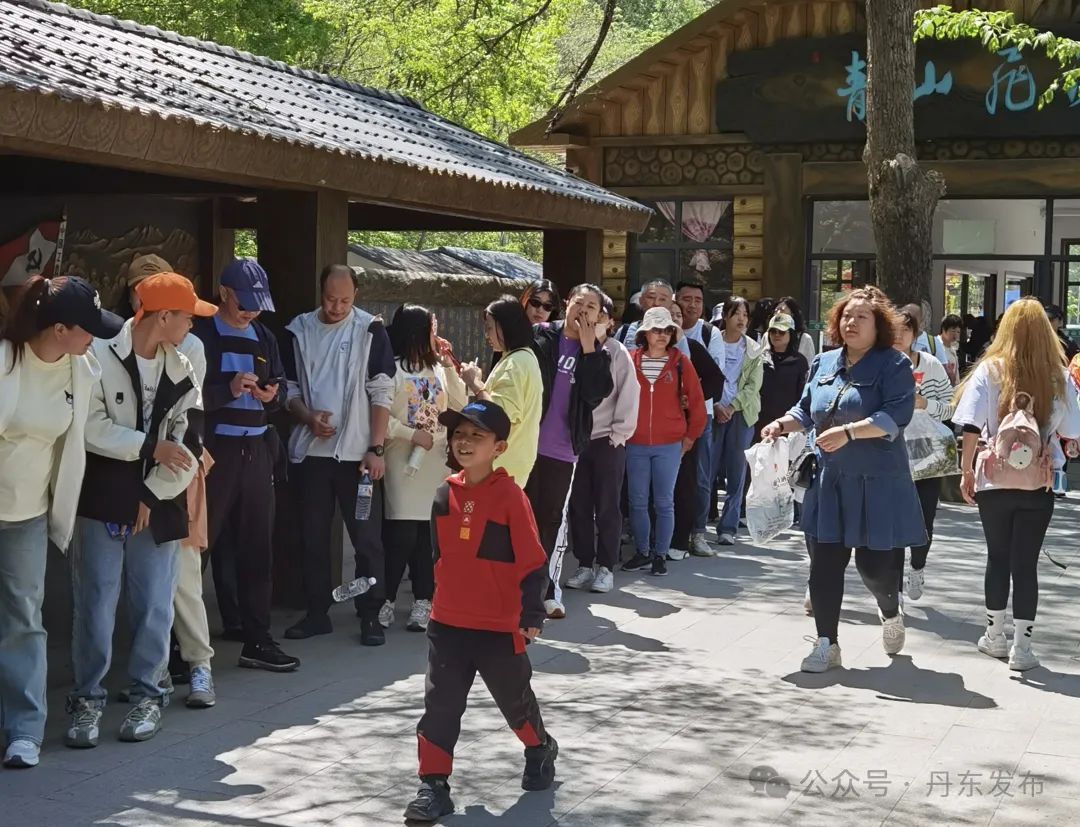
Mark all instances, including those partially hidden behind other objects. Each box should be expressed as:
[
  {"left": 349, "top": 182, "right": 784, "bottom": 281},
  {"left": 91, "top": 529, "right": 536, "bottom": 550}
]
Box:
[{"left": 404, "top": 400, "right": 557, "bottom": 823}]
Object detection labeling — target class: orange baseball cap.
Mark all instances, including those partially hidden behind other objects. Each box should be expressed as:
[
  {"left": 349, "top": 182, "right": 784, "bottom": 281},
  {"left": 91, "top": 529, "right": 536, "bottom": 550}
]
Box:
[{"left": 134, "top": 273, "right": 218, "bottom": 321}]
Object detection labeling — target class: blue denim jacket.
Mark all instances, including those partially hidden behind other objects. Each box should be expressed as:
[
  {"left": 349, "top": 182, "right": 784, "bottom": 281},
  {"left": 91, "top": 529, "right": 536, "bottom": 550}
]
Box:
[{"left": 787, "top": 347, "right": 927, "bottom": 550}]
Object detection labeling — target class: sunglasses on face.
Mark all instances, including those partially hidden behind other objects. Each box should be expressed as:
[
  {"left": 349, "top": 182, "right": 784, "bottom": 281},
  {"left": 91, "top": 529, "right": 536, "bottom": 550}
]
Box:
[{"left": 528, "top": 298, "right": 556, "bottom": 312}]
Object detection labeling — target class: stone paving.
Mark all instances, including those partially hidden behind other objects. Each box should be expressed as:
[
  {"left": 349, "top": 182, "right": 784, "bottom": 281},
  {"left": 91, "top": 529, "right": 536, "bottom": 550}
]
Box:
[{"left": 6, "top": 498, "right": 1080, "bottom": 827}]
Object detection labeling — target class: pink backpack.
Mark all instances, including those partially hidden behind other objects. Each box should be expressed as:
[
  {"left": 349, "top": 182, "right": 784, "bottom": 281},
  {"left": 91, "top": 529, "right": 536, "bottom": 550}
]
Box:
[{"left": 976, "top": 392, "right": 1052, "bottom": 491}]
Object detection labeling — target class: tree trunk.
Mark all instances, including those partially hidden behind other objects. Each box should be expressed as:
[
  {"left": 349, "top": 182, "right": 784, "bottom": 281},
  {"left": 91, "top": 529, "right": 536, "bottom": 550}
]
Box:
[{"left": 864, "top": 0, "right": 946, "bottom": 307}]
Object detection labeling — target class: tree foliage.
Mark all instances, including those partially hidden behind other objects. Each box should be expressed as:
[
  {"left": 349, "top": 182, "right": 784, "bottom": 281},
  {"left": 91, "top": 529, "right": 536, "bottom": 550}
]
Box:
[
  {"left": 914, "top": 6, "right": 1080, "bottom": 110},
  {"left": 76, "top": 0, "right": 714, "bottom": 260}
]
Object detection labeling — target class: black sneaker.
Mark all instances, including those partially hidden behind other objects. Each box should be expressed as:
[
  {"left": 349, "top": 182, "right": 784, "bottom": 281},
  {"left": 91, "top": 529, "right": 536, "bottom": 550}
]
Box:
[
  {"left": 622, "top": 553, "right": 651, "bottom": 572},
  {"left": 361, "top": 616, "right": 386, "bottom": 647},
  {"left": 239, "top": 640, "right": 300, "bottom": 672},
  {"left": 284, "top": 614, "right": 333, "bottom": 640},
  {"left": 522, "top": 734, "right": 558, "bottom": 791},
  {"left": 650, "top": 557, "right": 668, "bottom": 577},
  {"left": 168, "top": 643, "right": 190, "bottom": 685},
  {"left": 403, "top": 776, "right": 454, "bottom": 822}
]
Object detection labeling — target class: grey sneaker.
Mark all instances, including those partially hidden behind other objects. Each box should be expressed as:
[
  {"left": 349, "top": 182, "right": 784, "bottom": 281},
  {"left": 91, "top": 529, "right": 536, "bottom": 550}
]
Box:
[
  {"left": 564, "top": 566, "right": 595, "bottom": 590},
  {"left": 718, "top": 533, "right": 736, "bottom": 546},
  {"left": 65, "top": 699, "right": 103, "bottom": 749},
  {"left": 119, "top": 698, "right": 163, "bottom": 742},
  {"left": 590, "top": 567, "right": 614, "bottom": 593},
  {"left": 690, "top": 533, "right": 717, "bottom": 557},
  {"left": 407, "top": 599, "right": 432, "bottom": 632},
  {"left": 186, "top": 666, "right": 216, "bottom": 709},
  {"left": 378, "top": 600, "right": 396, "bottom": 629}
]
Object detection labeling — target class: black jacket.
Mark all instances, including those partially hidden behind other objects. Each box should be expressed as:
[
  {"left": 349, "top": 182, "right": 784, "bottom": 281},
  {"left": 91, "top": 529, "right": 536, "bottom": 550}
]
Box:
[
  {"left": 686, "top": 338, "right": 725, "bottom": 402},
  {"left": 756, "top": 350, "right": 810, "bottom": 431},
  {"left": 532, "top": 322, "right": 614, "bottom": 457}
]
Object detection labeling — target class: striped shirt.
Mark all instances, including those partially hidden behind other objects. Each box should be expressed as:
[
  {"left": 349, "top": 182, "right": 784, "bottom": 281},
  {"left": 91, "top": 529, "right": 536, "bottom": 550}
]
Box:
[{"left": 639, "top": 356, "right": 668, "bottom": 385}]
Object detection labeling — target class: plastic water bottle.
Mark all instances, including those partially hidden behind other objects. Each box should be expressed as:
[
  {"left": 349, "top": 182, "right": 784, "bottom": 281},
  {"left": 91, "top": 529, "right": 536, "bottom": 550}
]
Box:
[
  {"left": 332, "top": 576, "right": 377, "bottom": 603},
  {"left": 354, "top": 471, "right": 373, "bottom": 521}
]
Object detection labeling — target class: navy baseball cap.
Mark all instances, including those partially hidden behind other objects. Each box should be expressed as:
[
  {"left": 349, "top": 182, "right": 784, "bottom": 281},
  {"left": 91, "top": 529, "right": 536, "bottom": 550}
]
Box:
[
  {"left": 439, "top": 401, "right": 512, "bottom": 441},
  {"left": 219, "top": 259, "right": 275, "bottom": 312},
  {"left": 38, "top": 276, "right": 124, "bottom": 339}
]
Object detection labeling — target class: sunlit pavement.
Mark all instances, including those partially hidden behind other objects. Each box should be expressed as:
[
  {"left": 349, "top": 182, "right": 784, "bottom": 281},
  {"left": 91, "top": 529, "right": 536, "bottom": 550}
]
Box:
[{"left": 7, "top": 497, "right": 1080, "bottom": 826}]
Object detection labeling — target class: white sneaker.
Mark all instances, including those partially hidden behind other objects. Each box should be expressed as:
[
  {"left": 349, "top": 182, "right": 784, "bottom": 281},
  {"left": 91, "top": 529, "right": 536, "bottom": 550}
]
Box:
[
  {"left": 3, "top": 738, "right": 39, "bottom": 768},
  {"left": 565, "top": 566, "right": 595, "bottom": 590},
  {"left": 803, "top": 586, "right": 813, "bottom": 616},
  {"left": 378, "top": 600, "right": 395, "bottom": 629},
  {"left": 666, "top": 547, "right": 689, "bottom": 561},
  {"left": 718, "top": 533, "right": 735, "bottom": 546},
  {"left": 800, "top": 636, "right": 842, "bottom": 673},
  {"left": 881, "top": 612, "right": 906, "bottom": 655},
  {"left": 906, "top": 567, "right": 925, "bottom": 601},
  {"left": 690, "top": 533, "right": 718, "bottom": 557},
  {"left": 544, "top": 599, "right": 566, "bottom": 620},
  {"left": 1009, "top": 643, "right": 1040, "bottom": 671},
  {"left": 591, "top": 567, "right": 614, "bottom": 593},
  {"left": 407, "top": 600, "right": 432, "bottom": 632},
  {"left": 977, "top": 634, "right": 1009, "bottom": 658}
]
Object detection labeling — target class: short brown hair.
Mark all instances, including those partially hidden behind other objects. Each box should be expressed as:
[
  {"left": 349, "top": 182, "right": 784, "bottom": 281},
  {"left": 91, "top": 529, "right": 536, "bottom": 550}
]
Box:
[{"left": 825, "top": 286, "right": 900, "bottom": 351}]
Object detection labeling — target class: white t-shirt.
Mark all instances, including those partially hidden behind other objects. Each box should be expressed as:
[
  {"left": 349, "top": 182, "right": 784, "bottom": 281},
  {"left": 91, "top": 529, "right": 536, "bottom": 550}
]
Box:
[
  {"left": 952, "top": 361, "right": 1080, "bottom": 491},
  {"left": 0, "top": 347, "right": 73, "bottom": 521},
  {"left": 304, "top": 316, "right": 355, "bottom": 459},
  {"left": 136, "top": 351, "right": 163, "bottom": 427}
]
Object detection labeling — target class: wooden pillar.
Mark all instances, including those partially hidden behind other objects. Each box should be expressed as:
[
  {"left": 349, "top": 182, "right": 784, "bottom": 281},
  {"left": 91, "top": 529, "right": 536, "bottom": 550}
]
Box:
[
  {"left": 256, "top": 188, "right": 349, "bottom": 327},
  {"left": 254, "top": 188, "right": 349, "bottom": 607},
  {"left": 762, "top": 153, "right": 806, "bottom": 301},
  {"left": 543, "top": 229, "right": 603, "bottom": 296}
]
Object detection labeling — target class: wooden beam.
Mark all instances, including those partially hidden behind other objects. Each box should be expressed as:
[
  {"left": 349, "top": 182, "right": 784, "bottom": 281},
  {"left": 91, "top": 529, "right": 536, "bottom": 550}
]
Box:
[
  {"left": 591, "top": 133, "right": 751, "bottom": 147},
  {"left": 762, "top": 153, "right": 805, "bottom": 299},
  {"left": 611, "top": 184, "right": 764, "bottom": 199},
  {"left": 0, "top": 155, "right": 252, "bottom": 196}
]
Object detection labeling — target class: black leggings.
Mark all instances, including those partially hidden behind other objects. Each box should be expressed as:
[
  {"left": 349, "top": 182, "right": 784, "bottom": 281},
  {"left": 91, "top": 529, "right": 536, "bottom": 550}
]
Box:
[
  {"left": 382, "top": 520, "right": 435, "bottom": 604},
  {"left": 976, "top": 489, "right": 1054, "bottom": 620},
  {"left": 911, "top": 478, "right": 941, "bottom": 571},
  {"left": 807, "top": 539, "right": 904, "bottom": 643}
]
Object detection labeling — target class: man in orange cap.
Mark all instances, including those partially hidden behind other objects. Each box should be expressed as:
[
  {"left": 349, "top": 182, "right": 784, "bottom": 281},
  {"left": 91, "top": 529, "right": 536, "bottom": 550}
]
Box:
[{"left": 67, "top": 274, "right": 216, "bottom": 748}]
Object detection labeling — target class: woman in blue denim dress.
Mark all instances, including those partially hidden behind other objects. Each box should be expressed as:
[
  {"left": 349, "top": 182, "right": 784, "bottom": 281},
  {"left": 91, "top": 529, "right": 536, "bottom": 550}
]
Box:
[{"left": 761, "top": 287, "right": 926, "bottom": 673}]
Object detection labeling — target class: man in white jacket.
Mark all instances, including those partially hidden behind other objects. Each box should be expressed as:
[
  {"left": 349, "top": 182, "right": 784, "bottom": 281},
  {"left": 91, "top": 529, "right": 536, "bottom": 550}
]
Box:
[
  {"left": 565, "top": 294, "right": 640, "bottom": 594},
  {"left": 66, "top": 274, "right": 214, "bottom": 748},
  {"left": 282, "top": 265, "right": 396, "bottom": 645}
]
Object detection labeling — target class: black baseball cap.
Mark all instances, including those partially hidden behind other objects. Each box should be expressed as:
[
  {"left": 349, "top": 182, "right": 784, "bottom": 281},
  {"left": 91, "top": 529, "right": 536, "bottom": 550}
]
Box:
[
  {"left": 39, "top": 276, "right": 124, "bottom": 339},
  {"left": 439, "top": 400, "right": 512, "bottom": 441},
  {"left": 220, "top": 259, "right": 275, "bottom": 312}
]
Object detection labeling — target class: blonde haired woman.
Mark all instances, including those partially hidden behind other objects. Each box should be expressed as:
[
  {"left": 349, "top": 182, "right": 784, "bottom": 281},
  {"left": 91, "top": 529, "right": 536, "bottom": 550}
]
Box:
[{"left": 953, "top": 298, "right": 1080, "bottom": 671}]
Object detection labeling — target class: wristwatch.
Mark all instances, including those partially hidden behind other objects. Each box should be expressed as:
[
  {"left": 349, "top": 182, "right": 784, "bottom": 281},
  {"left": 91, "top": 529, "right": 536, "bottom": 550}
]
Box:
[{"left": 367, "top": 444, "right": 385, "bottom": 457}]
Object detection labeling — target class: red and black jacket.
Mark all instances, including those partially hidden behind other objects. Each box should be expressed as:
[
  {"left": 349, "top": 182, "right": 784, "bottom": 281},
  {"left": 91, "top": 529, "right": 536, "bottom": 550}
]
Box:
[
  {"left": 629, "top": 348, "right": 707, "bottom": 447},
  {"left": 430, "top": 468, "right": 549, "bottom": 635}
]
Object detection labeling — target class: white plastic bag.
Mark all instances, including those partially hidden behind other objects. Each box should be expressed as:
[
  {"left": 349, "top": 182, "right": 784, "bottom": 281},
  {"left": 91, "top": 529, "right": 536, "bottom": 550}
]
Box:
[
  {"left": 905, "top": 412, "right": 959, "bottom": 481},
  {"left": 744, "top": 439, "right": 795, "bottom": 545}
]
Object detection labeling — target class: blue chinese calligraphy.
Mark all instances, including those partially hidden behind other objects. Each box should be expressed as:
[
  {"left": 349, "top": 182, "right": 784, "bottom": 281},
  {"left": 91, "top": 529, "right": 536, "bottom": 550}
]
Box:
[
  {"left": 837, "top": 51, "right": 953, "bottom": 122},
  {"left": 837, "top": 51, "right": 866, "bottom": 122},
  {"left": 985, "top": 48, "right": 1036, "bottom": 114},
  {"left": 914, "top": 61, "right": 953, "bottom": 101}
]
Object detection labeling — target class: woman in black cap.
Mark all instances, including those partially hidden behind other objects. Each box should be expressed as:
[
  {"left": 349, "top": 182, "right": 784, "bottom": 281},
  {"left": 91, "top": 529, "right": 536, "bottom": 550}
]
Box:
[{"left": 0, "top": 274, "right": 122, "bottom": 769}]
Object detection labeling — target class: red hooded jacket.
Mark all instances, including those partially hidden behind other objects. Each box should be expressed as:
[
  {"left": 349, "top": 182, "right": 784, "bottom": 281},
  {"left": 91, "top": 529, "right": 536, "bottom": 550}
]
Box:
[
  {"left": 629, "top": 348, "right": 707, "bottom": 446},
  {"left": 430, "top": 468, "right": 548, "bottom": 635}
]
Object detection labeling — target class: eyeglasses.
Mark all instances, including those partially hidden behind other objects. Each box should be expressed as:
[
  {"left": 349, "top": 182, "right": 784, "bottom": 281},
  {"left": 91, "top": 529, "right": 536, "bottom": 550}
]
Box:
[{"left": 528, "top": 298, "right": 556, "bottom": 312}]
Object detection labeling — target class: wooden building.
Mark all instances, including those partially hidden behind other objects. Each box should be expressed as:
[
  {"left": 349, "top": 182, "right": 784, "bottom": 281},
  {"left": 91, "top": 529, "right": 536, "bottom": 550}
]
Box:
[
  {"left": 0, "top": 0, "right": 648, "bottom": 322},
  {"left": 513, "top": 0, "right": 1080, "bottom": 329}
]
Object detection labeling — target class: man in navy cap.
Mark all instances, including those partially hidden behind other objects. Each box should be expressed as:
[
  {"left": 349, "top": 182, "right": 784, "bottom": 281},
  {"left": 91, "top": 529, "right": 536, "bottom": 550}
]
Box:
[{"left": 192, "top": 259, "right": 299, "bottom": 673}]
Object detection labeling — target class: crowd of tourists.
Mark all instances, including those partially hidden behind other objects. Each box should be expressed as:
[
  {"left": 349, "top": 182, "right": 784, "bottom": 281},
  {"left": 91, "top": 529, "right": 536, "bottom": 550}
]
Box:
[{"left": 1, "top": 258, "right": 1078, "bottom": 823}]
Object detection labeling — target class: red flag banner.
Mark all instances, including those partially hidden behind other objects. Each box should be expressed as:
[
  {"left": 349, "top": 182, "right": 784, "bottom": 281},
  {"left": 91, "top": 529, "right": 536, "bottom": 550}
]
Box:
[{"left": 0, "top": 220, "right": 62, "bottom": 287}]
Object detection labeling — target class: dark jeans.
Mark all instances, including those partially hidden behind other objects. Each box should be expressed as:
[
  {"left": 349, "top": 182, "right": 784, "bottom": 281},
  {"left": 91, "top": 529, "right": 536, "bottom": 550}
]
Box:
[
  {"left": 383, "top": 519, "right": 434, "bottom": 604},
  {"left": 524, "top": 455, "right": 575, "bottom": 600},
  {"left": 204, "top": 437, "right": 275, "bottom": 645},
  {"left": 911, "top": 477, "right": 941, "bottom": 571},
  {"left": 672, "top": 437, "right": 700, "bottom": 550},
  {"left": 417, "top": 620, "right": 545, "bottom": 778},
  {"left": 568, "top": 438, "right": 625, "bottom": 571},
  {"left": 976, "top": 488, "right": 1054, "bottom": 619},
  {"left": 808, "top": 538, "right": 905, "bottom": 643},
  {"left": 295, "top": 455, "right": 386, "bottom": 619}
]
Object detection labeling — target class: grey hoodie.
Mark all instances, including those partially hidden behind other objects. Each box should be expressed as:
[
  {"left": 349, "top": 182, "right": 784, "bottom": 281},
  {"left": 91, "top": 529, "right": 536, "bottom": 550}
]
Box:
[{"left": 590, "top": 337, "right": 640, "bottom": 445}]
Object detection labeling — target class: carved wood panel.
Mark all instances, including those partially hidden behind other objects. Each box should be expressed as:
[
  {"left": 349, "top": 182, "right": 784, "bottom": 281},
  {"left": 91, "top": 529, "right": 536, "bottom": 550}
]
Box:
[{"left": 604, "top": 145, "right": 766, "bottom": 187}]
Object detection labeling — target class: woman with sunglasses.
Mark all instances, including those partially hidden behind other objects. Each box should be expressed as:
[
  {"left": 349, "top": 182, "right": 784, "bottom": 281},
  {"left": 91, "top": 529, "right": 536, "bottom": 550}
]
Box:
[{"left": 522, "top": 280, "right": 562, "bottom": 326}]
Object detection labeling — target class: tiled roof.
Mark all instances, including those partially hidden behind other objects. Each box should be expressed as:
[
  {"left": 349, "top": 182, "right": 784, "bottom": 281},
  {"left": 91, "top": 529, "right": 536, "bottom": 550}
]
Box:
[
  {"left": 348, "top": 244, "right": 543, "bottom": 282},
  {"left": 434, "top": 247, "right": 543, "bottom": 281},
  {"left": 0, "top": 0, "right": 649, "bottom": 218}
]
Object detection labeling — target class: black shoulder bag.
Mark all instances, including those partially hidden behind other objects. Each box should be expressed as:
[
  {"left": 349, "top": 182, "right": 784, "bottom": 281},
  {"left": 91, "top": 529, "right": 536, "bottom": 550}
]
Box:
[{"left": 788, "top": 379, "right": 853, "bottom": 491}]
